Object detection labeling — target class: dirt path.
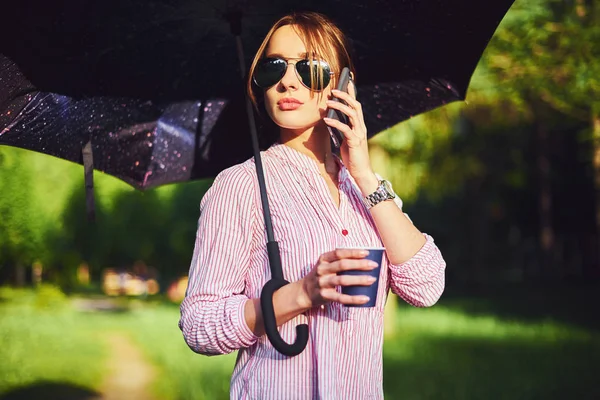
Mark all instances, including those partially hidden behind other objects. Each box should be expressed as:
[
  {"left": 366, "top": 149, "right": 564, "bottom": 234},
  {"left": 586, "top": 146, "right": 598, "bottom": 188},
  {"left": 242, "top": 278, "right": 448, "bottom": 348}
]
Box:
[{"left": 97, "top": 332, "right": 158, "bottom": 400}]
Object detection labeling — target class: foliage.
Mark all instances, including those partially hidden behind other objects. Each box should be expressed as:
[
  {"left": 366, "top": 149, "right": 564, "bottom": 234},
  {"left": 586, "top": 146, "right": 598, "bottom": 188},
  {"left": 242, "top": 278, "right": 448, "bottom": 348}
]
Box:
[
  {"left": 0, "top": 144, "right": 212, "bottom": 286},
  {"left": 368, "top": 0, "right": 600, "bottom": 280},
  {"left": 0, "top": 148, "right": 45, "bottom": 272}
]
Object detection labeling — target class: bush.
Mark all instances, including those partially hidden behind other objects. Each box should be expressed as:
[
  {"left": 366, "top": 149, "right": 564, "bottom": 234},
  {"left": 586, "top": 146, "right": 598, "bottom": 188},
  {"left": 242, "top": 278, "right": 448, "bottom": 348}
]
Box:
[{"left": 33, "top": 284, "right": 68, "bottom": 310}]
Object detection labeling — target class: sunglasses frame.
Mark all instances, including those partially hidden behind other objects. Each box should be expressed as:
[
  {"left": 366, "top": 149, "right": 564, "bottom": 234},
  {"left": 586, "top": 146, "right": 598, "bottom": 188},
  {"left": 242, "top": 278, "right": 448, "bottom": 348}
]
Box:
[{"left": 253, "top": 57, "right": 335, "bottom": 91}]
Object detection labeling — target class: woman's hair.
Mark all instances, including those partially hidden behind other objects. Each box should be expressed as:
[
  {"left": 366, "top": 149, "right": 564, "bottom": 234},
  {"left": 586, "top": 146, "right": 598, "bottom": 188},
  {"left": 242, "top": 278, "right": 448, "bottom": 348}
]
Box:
[{"left": 247, "top": 12, "right": 355, "bottom": 110}]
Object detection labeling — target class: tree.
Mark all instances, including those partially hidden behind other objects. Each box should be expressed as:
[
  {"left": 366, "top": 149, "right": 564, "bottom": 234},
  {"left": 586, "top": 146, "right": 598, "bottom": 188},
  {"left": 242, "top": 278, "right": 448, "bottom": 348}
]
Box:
[
  {"left": 482, "top": 0, "right": 600, "bottom": 275},
  {"left": 370, "top": 0, "right": 600, "bottom": 281},
  {"left": 0, "top": 147, "right": 46, "bottom": 285}
]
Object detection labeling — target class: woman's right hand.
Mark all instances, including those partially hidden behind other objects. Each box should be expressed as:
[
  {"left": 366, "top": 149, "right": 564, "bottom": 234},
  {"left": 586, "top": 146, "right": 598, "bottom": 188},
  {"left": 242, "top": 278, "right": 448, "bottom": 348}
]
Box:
[{"left": 298, "top": 248, "right": 378, "bottom": 309}]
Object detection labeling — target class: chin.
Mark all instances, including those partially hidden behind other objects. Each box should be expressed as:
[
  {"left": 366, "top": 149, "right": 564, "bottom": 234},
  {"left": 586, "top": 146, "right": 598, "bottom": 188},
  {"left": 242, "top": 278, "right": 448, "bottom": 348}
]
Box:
[
  {"left": 275, "top": 119, "right": 320, "bottom": 131},
  {"left": 270, "top": 112, "right": 321, "bottom": 131}
]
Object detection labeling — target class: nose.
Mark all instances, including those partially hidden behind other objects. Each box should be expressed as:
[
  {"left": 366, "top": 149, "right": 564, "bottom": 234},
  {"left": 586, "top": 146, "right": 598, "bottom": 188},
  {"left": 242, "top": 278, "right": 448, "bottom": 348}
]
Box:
[{"left": 278, "top": 63, "right": 300, "bottom": 91}]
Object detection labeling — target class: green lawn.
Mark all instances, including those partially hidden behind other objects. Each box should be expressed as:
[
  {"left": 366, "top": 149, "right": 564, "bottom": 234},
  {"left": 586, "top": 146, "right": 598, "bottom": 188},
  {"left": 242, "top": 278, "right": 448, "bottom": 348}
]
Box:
[
  {"left": 0, "top": 286, "right": 106, "bottom": 399},
  {"left": 1, "top": 284, "right": 598, "bottom": 400}
]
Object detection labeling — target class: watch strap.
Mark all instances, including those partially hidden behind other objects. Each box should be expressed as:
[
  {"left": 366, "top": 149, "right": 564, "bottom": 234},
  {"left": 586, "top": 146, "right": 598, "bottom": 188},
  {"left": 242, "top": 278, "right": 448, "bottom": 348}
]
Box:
[{"left": 363, "top": 179, "right": 396, "bottom": 209}]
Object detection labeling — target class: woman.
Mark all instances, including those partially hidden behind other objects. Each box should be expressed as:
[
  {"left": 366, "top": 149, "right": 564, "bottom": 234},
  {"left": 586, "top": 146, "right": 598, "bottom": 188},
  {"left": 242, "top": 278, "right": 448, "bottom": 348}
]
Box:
[{"left": 179, "top": 11, "right": 446, "bottom": 399}]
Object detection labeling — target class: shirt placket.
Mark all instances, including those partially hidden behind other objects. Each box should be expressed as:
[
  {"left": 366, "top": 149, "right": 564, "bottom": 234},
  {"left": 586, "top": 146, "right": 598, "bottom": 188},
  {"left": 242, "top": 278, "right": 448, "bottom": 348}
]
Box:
[{"left": 305, "top": 172, "right": 346, "bottom": 237}]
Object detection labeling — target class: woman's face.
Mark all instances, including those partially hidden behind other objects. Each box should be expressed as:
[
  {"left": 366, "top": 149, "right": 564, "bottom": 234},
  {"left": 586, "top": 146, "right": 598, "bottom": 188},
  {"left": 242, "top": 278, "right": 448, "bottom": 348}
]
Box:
[{"left": 262, "top": 25, "right": 334, "bottom": 132}]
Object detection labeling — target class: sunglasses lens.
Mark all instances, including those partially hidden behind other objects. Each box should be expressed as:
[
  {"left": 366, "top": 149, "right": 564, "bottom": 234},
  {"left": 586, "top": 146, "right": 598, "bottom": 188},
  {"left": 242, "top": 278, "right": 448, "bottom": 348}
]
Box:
[
  {"left": 253, "top": 58, "right": 286, "bottom": 88},
  {"left": 296, "top": 60, "right": 331, "bottom": 90}
]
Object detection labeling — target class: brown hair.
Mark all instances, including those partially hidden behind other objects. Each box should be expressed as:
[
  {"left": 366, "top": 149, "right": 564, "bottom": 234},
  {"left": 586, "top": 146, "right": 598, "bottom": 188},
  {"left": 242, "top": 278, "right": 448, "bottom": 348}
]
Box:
[{"left": 247, "top": 12, "right": 355, "bottom": 109}]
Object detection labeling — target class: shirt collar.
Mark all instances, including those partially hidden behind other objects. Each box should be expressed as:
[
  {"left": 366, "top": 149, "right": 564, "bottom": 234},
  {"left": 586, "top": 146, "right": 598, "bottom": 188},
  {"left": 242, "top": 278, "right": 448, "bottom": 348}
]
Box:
[{"left": 267, "top": 141, "right": 348, "bottom": 182}]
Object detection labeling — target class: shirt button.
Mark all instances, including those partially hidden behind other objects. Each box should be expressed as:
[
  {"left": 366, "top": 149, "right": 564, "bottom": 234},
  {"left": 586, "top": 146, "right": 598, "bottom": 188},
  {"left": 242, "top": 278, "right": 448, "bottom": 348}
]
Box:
[{"left": 342, "top": 229, "right": 348, "bottom": 236}]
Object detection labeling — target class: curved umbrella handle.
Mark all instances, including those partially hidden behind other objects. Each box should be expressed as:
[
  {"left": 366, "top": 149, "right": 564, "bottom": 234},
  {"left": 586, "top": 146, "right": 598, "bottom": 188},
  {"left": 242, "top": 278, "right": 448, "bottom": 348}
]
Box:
[{"left": 260, "top": 278, "right": 309, "bottom": 357}]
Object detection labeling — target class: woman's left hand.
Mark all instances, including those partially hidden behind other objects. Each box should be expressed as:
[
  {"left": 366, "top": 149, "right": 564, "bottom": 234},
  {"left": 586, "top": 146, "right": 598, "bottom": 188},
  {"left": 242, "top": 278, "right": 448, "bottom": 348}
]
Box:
[{"left": 323, "top": 81, "right": 375, "bottom": 185}]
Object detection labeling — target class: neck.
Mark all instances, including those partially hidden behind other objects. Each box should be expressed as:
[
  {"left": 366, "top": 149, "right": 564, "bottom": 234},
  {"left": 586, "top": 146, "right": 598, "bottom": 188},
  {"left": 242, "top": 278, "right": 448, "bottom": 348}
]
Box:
[{"left": 279, "top": 122, "right": 337, "bottom": 174}]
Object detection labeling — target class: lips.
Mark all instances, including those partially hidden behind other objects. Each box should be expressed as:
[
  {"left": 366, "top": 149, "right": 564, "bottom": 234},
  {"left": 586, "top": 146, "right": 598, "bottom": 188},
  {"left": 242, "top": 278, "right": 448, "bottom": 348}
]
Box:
[{"left": 277, "top": 98, "right": 303, "bottom": 111}]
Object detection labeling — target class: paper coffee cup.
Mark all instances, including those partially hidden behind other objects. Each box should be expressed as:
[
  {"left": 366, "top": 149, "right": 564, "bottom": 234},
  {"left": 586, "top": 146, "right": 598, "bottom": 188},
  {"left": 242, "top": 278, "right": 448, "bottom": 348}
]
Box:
[{"left": 336, "top": 247, "right": 385, "bottom": 308}]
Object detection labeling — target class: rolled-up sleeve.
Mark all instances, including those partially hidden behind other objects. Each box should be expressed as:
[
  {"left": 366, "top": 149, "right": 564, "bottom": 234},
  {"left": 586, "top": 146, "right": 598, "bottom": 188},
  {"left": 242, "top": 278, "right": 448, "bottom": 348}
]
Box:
[
  {"left": 179, "top": 165, "right": 259, "bottom": 356},
  {"left": 388, "top": 234, "right": 446, "bottom": 307}
]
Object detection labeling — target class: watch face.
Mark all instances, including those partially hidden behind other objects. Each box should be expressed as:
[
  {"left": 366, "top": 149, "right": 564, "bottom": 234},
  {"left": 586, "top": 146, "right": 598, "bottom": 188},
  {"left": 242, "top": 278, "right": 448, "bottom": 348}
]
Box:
[{"left": 381, "top": 180, "right": 394, "bottom": 197}]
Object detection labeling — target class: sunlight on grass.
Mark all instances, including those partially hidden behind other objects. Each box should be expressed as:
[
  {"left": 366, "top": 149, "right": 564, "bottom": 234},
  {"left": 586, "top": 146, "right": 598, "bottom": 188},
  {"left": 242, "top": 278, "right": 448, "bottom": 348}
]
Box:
[
  {"left": 0, "top": 287, "right": 107, "bottom": 396},
  {"left": 389, "top": 304, "right": 592, "bottom": 342},
  {"left": 383, "top": 303, "right": 599, "bottom": 400},
  {"left": 1, "top": 288, "right": 598, "bottom": 400}
]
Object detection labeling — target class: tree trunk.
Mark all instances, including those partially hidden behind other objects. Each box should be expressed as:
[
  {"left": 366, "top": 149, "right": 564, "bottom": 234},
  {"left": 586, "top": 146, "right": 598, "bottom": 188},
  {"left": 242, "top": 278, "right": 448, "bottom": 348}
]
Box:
[
  {"left": 467, "top": 175, "right": 485, "bottom": 283},
  {"left": 535, "top": 114, "right": 554, "bottom": 278},
  {"left": 15, "top": 262, "right": 25, "bottom": 287}
]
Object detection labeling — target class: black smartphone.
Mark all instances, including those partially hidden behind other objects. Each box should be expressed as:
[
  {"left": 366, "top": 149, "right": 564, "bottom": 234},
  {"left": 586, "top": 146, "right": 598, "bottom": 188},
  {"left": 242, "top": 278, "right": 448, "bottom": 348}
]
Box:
[{"left": 326, "top": 67, "right": 352, "bottom": 149}]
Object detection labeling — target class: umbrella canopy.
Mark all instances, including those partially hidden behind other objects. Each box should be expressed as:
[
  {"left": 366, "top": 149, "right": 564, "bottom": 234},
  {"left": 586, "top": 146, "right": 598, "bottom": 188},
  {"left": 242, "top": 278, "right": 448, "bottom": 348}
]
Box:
[
  {"left": 0, "top": 0, "right": 516, "bottom": 356},
  {"left": 1, "top": 55, "right": 253, "bottom": 190},
  {"left": 1, "top": 0, "right": 515, "bottom": 141}
]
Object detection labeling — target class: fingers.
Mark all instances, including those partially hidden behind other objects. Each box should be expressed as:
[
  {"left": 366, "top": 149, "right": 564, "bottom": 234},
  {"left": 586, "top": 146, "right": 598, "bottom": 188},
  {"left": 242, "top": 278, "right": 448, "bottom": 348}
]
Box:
[
  {"left": 326, "top": 98, "right": 358, "bottom": 121},
  {"left": 325, "top": 101, "right": 362, "bottom": 137},
  {"left": 347, "top": 80, "right": 357, "bottom": 100},
  {"left": 323, "top": 116, "right": 354, "bottom": 140},
  {"left": 319, "top": 288, "right": 371, "bottom": 305},
  {"left": 317, "top": 258, "right": 377, "bottom": 280},
  {"left": 319, "top": 273, "right": 376, "bottom": 288},
  {"left": 325, "top": 90, "right": 367, "bottom": 138},
  {"left": 314, "top": 248, "right": 378, "bottom": 307},
  {"left": 319, "top": 248, "right": 369, "bottom": 264},
  {"left": 332, "top": 88, "right": 362, "bottom": 113}
]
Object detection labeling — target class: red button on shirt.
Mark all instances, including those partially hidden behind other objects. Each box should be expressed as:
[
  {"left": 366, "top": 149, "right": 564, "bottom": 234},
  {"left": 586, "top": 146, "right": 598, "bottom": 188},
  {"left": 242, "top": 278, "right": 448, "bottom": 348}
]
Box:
[{"left": 342, "top": 229, "right": 348, "bottom": 236}]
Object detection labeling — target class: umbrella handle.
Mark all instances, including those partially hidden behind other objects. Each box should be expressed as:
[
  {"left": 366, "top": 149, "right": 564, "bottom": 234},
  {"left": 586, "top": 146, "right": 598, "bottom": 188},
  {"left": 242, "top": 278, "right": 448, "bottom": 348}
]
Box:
[{"left": 260, "top": 278, "right": 309, "bottom": 357}]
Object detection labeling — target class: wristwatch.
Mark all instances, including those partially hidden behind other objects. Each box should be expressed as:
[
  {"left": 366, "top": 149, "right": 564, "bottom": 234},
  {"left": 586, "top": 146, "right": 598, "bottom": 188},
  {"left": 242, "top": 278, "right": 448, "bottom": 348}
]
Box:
[{"left": 363, "top": 179, "right": 397, "bottom": 209}]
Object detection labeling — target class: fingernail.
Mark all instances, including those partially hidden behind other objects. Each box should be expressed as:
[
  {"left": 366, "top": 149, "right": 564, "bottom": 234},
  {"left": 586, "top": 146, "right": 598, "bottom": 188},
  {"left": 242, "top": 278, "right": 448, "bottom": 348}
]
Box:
[
  {"left": 360, "top": 296, "right": 370, "bottom": 302},
  {"left": 366, "top": 277, "right": 377, "bottom": 283},
  {"left": 368, "top": 261, "right": 378, "bottom": 267},
  {"left": 359, "top": 250, "right": 369, "bottom": 256}
]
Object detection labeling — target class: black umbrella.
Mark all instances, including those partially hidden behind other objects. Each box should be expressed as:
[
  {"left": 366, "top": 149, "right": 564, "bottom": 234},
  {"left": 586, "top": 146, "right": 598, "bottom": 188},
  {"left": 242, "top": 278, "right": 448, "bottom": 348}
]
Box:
[
  {"left": 0, "top": 0, "right": 516, "bottom": 356},
  {"left": 1, "top": 54, "right": 254, "bottom": 189}
]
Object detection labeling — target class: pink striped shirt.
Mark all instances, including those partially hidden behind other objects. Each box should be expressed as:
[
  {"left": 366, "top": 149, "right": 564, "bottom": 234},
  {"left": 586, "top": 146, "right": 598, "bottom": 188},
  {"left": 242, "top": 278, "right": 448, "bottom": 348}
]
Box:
[{"left": 179, "top": 142, "right": 446, "bottom": 399}]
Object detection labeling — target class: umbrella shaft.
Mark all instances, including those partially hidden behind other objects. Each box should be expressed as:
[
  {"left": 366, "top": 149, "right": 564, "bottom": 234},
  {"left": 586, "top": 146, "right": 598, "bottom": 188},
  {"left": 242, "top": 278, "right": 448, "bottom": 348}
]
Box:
[{"left": 235, "top": 35, "right": 276, "bottom": 245}]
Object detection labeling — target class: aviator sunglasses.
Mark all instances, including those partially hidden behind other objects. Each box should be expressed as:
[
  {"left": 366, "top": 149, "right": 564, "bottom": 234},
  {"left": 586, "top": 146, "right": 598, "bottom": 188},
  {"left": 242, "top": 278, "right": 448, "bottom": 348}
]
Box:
[{"left": 253, "top": 57, "right": 334, "bottom": 90}]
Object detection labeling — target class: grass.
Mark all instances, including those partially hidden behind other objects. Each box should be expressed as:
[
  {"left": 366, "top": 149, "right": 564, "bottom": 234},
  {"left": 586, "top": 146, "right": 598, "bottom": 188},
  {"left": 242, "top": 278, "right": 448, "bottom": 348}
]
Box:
[
  {"left": 81, "top": 301, "right": 237, "bottom": 400},
  {"left": 383, "top": 303, "right": 599, "bottom": 399},
  {"left": 0, "top": 284, "right": 598, "bottom": 399},
  {"left": 0, "top": 286, "right": 106, "bottom": 399}
]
